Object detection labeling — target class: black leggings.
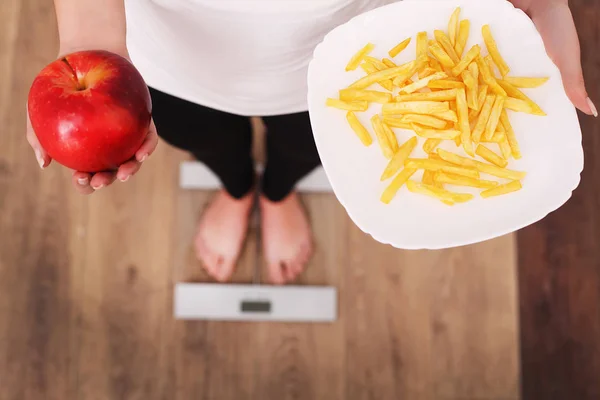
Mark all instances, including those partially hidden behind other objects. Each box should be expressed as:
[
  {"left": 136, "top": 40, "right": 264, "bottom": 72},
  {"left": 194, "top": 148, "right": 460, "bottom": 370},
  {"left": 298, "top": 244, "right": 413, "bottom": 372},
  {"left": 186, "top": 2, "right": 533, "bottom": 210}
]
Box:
[{"left": 149, "top": 87, "right": 321, "bottom": 202}]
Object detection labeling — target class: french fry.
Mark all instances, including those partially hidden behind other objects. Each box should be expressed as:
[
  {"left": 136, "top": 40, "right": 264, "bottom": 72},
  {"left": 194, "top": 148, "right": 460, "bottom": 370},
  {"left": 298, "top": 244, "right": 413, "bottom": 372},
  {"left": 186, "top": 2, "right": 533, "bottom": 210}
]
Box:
[
  {"left": 467, "top": 62, "right": 480, "bottom": 110},
  {"left": 484, "top": 95, "right": 505, "bottom": 141},
  {"left": 350, "top": 61, "right": 415, "bottom": 89},
  {"left": 475, "top": 82, "right": 489, "bottom": 111},
  {"left": 326, "top": 98, "right": 369, "bottom": 111},
  {"left": 461, "top": 70, "right": 475, "bottom": 89},
  {"left": 428, "top": 80, "right": 465, "bottom": 90},
  {"left": 452, "top": 45, "right": 481, "bottom": 76},
  {"left": 456, "top": 88, "right": 473, "bottom": 155},
  {"left": 388, "top": 37, "right": 412, "bottom": 58},
  {"left": 434, "top": 30, "right": 461, "bottom": 64},
  {"left": 497, "top": 80, "right": 546, "bottom": 115},
  {"left": 437, "top": 149, "right": 526, "bottom": 180},
  {"left": 364, "top": 56, "right": 388, "bottom": 70},
  {"left": 411, "top": 124, "right": 461, "bottom": 139},
  {"left": 472, "top": 94, "right": 495, "bottom": 142},
  {"left": 498, "top": 135, "right": 512, "bottom": 160},
  {"left": 429, "top": 56, "right": 443, "bottom": 72},
  {"left": 480, "top": 132, "right": 504, "bottom": 143},
  {"left": 454, "top": 136, "right": 462, "bottom": 147},
  {"left": 339, "top": 89, "right": 393, "bottom": 104},
  {"left": 503, "top": 76, "right": 549, "bottom": 88},
  {"left": 382, "top": 58, "right": 397, "bottom": 68},
  {"left": 419, "top": 67, "right": 439, "bottom": 79},
  {"left": 423, "top": 138, "right": 442, "bottom": 153},
  {"left": 475, "top": 144, "right": 508, "bottom": 168},
  {"left": 422, "top": 170, "right": 436, "bottom": 185},
  {"left": 382, "top": 101, "right": 450, "bottom": 115},
  {"left": 476, "top": 56, "right": 507, "bottom": 96},
  {"left": 371, "top": 115, "right": 394, "bottom": 159},
  {"left": 399, "top": 72, "right": 447, "bottom": 94},
  {"left": 346, "top": 42, "right": 375, "bottom": 71},
  {"left": 360, "top": 62, "right": 377, "bottom": 74},
  {"left": 381, "top": 136, "right": 418, "bottom": 181},
  {"left": 431, "top": 171, "right": 446, "bottom": 189},
  {"left": 346, "top": 112, "right": 373, "bottom": 146},
  {"left": 407, "top": 180, "right": 473, "bottom": 204},
  {"left": 485, "top": 55, "right": 497, "bottom": 78},
  {"left": 477, "top": 164, "right": 526, "bottom": 181},
  {"left": 433, "top": 109, "right": 459, "bottom": 122},
  {"left": 455, "top": 19, "right": 470, "bottom": 57},
  {"left": 416, "top": 31, "right": 429, "bottom": 57},
  {"left": 381, "top": 168, "right": 417, "bottom": 204},
  {"left": 403, "top": 114, "right": 448, "bottom": 129},
  {"left": 381, "top": 120, "right": 400, "bottom": 153},
  {"left": 429, "top": 42, "right": 456, "bottom": 69},
  {"left": 360, "top": 62, "right": 394, "bottom": 91},
  {"left": 462, "top": 69, "right": 478, "bottom": 111},
  {"left": 382, "top": 116, "right": 412, "bottom": 130},
  {"left": 405, "top": 158, "right": 479, "bottom": 179},
  {"left": 448, "top": 101, "right": 460, "bottom": 146},
  {"left": 392, "top": 56, "right": 428, "bottom": 87},
  {"left": 471, "top": 83, "right": 488, "bottom": 117},
  {"left": 504, "top": 97, "right": 546, "bottom": 116},
  {"left": 500, "top": 110, "right": 521, "bottom": 159},
  {"left": 435, "top": 171, "right": 498, "bottom": 189},
  {"left": 396, "top": 89, "right": 458, "bottom": 102},
  {"left": 480, "top": 180, "right": 522, "bottom": 198},
  {"left": 448, "top": 7, "right": 461, "bottom": 46},
  {"left": 482, "top": 25, "right": 510, "bottom": 77}
]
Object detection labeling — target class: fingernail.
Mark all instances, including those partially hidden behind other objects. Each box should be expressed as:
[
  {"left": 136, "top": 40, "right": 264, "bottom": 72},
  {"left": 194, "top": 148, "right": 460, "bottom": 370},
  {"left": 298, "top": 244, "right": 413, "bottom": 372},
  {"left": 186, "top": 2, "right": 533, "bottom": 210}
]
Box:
[
  {"left": 77, "top": 177, "right": 89, "bottom": 186},
  {"left": 139, "top": 154, "right": 148, "bottom": 163},
  {"left": 587, "top": 97, "right": 598, "bottom": 117},
  {"left": 35, "top": 150, "right": 45, "bottom": 169},
  {"left": 119, "top": 175, "right": 130, "bottom": 182},
  {"left": 92, "top": 184, "right": 104, "bottom": 190}
]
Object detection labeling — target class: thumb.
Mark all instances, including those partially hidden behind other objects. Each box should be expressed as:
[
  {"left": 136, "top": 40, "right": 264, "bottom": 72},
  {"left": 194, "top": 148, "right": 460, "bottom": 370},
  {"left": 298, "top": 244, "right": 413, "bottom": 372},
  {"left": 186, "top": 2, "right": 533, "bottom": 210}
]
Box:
[
  {"left": 26, "top": 105, "right": 52, "bottom": 169},
  {"left": 531, "top": 2, "right": 597, "bottom": 117}
]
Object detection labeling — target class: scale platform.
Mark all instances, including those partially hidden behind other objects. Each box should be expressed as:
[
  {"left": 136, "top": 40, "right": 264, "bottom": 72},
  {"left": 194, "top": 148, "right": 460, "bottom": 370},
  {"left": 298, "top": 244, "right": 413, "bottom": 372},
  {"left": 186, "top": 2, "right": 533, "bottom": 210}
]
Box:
[
  {"left": 175, "top": 283, "right": 337, "bottom": 322},
  {"left": 175, "top": 161, "right": 337, "bottom": 323},
  {"left": 179, "top": 161, "right": 333, "bottom": 193}
]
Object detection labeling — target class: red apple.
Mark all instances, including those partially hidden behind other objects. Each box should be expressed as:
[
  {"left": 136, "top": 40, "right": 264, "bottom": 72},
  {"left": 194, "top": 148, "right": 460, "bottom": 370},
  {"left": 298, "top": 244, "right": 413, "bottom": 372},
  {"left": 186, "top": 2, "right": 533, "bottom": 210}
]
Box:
[{"left": 28, "top": 50, "right": 151, "bottom": 172}]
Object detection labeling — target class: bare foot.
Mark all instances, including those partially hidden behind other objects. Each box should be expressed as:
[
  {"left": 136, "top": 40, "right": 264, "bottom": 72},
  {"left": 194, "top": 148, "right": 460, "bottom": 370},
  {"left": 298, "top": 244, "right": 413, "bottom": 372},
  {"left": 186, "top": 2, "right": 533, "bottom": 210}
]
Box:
[
  {"left": 194, "top": 189, "right": 253, "bottom": 282},
  {"left": 260, "top": 192, "right": 313, "bottom": 284}
]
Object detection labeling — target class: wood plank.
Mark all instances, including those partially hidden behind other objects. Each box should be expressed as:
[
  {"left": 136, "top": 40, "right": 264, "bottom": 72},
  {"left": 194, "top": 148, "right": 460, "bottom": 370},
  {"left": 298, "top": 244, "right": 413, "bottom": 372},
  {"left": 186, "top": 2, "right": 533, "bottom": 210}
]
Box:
[
  {"left": 251, "top": 194, "right": 346, "bottom": 400},
  {"left": 74, "top": 143, "right": 184, "bottom": 400},
  {"left": 430, "top": 236, "right": 519, "bottom": 399},
  {"left": 517, "top": 2, "right": 600, "bottom": 398},
  {"left": 344, "top": 225, "right": 519, "bottom": 400},
  {"left": 0, "top": 0, "right": 85, "bottom": 399}
]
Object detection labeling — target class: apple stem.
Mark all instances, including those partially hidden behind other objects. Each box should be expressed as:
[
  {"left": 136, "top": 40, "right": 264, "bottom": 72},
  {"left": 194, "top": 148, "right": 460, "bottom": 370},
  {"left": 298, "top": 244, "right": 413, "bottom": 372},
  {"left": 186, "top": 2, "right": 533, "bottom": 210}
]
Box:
[{"left": 61, "top": 57, "right": 86, "bottom": 91}]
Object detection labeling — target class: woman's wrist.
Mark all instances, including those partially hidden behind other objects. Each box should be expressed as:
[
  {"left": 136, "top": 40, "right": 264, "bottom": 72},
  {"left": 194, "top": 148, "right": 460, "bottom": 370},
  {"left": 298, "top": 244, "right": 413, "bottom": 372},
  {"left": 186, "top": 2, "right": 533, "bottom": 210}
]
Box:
[
  {"left": 54, "top": 0, "right": 127, "bottom": 58},
  {"left": 58, "top": 40, "right": 129, "bottom": 59}
]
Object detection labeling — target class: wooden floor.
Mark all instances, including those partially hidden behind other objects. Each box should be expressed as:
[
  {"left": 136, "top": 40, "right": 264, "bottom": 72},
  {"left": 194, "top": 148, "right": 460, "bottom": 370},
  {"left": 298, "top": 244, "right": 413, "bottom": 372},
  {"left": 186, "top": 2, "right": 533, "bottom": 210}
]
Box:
[{"left": 0, "top": 1, "right": 596, "bottom": 399}]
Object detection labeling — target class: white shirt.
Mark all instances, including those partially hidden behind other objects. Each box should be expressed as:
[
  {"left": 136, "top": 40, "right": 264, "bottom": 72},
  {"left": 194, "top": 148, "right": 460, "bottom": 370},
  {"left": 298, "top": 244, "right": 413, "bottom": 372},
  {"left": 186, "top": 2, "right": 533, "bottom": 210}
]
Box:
[{"left": 125, "top": 0, "right": 390, "bottom": 116}]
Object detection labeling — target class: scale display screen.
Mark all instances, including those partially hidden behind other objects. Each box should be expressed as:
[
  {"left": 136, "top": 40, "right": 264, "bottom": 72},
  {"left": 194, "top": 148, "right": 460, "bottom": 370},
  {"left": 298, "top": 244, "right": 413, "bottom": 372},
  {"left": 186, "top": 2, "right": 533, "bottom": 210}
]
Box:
[{"left": 240, "top": 300, "right": 271, "bottom": 313}]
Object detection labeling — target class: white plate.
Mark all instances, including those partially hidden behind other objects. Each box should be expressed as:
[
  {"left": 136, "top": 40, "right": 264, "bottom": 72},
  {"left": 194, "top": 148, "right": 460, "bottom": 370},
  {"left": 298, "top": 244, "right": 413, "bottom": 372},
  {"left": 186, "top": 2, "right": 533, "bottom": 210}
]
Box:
[{"left": 307, "top": 0, "right": 583, "bottom": 250}]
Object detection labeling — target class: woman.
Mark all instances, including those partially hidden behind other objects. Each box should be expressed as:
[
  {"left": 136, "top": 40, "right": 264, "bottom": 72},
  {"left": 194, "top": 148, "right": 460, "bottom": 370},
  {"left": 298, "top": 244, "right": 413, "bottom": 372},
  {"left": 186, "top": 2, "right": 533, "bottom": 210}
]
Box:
[{"left": 27, "top": 0, "right": 596, "bottom": 284}]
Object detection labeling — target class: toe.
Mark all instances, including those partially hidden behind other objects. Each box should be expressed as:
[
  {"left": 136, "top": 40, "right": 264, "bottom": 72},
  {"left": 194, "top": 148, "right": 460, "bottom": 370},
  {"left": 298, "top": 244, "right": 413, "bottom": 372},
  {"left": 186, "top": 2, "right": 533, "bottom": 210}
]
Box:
[
  {"left": 282, "top": 261, "right": 297, "bottom": 282},
  {"left": 214, "top": 256, "right": 235, "bottom": 282},
  {"left": 195, "top": 238, "right": 220, "bottom": 278},
  {"left": 296, "top": 242, "right": 312, "bottom": 266},
  {"left": 268, "top": 261, "right": 286, "bottom": 285}
]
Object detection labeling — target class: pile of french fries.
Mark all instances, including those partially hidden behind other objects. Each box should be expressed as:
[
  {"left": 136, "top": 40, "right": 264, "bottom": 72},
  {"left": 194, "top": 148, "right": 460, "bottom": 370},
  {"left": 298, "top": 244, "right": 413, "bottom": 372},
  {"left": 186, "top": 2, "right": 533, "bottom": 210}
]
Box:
[{"left": 326, "top": 7, "right": 548, "bottom": 206}]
